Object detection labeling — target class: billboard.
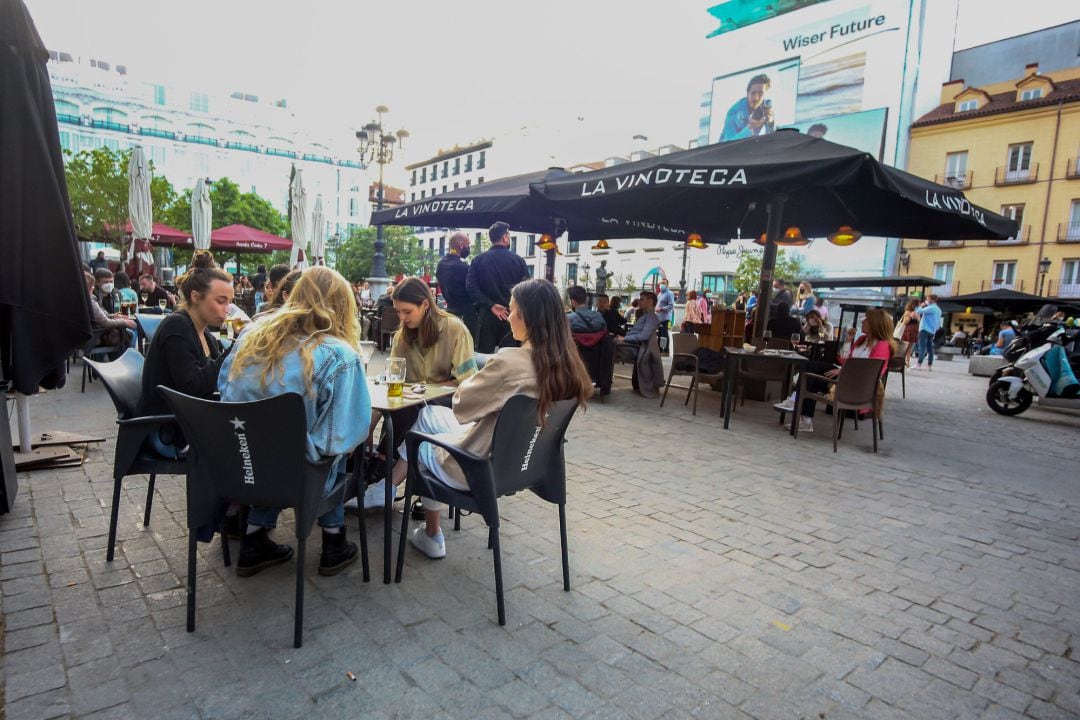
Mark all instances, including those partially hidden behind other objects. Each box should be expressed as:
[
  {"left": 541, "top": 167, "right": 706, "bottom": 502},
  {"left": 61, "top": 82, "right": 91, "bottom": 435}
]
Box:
[
  {"left": 700, "top": 0, "right": 914, "bottom": 166},
  {"left": 783, "top": 107, "right": 888, "bottom": 159}
]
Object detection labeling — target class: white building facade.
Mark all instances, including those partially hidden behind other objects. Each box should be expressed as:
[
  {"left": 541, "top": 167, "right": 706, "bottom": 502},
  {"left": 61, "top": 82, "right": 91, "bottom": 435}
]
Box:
[{"left": 48, "top": 51, "right": 370, "bottom": 256}]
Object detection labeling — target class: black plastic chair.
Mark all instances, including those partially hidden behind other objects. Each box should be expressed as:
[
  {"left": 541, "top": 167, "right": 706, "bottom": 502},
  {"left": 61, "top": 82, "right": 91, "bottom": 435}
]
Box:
[
  {"left": 80, "top": 329, "right": 123, "bottom": 392},
  {"left": 158, "top": 387, "right": 366, "bottom": 648},
  {"left": 85, "top": 350, "right": 186, "bottom": 562},
  {"left": 395, "top": 395, "right": 578, "bottom": 625},
  {"left": 134, "top": 314, "right": 165, "bottom": 353}
]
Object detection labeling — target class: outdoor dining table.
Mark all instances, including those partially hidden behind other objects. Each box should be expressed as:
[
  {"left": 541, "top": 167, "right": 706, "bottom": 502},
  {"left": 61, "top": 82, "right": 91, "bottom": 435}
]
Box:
[
  {"left": 721, "top": 347, "right": 809, "bottom": 434},
  {"left": 361, "top": 379, "right": 456, "bottom": 583}
]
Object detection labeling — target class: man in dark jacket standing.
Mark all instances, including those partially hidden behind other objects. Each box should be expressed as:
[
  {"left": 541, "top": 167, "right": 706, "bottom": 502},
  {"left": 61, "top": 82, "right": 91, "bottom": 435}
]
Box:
[
  {"left": 466, "top": 221, "right": 529, "bottom": 352},
  {"left": 436, "top": 231, "right": 476, "bottom": 337}
]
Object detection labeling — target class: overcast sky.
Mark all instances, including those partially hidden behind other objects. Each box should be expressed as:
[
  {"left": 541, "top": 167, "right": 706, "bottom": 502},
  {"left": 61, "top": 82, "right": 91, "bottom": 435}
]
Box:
[{"left": 25, "top": 0, "right": 1079, "bottom": 181}]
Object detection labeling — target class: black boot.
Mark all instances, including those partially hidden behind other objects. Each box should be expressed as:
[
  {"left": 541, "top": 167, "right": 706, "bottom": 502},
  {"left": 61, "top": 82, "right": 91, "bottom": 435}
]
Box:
[
  {"left": 237, "top": 528, "right": 293, "bottom": 577},
  {"left": 319, "top": 527, "right": 358, "bottom": 576}
]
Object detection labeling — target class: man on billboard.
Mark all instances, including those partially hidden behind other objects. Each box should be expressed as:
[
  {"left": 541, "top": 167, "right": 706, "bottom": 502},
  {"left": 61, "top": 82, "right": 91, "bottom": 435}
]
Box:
[{"left": 721, "top": 74, "right": 775, "bottom": 141}]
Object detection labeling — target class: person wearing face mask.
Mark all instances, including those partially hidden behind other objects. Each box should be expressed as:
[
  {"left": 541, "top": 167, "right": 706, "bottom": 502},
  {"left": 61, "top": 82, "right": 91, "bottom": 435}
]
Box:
[
  {"left": 94, "top": 268, "right": 121, "bottom": 314},
  {"left": 436, "top": 231, "right": 477, "bottom": 337}
]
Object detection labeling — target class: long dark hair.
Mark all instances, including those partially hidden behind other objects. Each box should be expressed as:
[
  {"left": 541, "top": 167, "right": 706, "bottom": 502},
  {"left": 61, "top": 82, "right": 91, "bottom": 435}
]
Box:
[
  {"left": 267, "top": 269, "right": 303, "bottom": 311},
  {"left": 393, "top": 276, "right": 447, "bottom": 350},
  {"left": 510, "top": 279, "right": 593, "bottom": 423}
]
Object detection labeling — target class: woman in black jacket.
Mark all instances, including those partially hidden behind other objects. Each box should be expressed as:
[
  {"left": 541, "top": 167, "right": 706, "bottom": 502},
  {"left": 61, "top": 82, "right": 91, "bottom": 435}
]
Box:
[{"left": 138, "top": 251, "right": 234, "bottom": 456}]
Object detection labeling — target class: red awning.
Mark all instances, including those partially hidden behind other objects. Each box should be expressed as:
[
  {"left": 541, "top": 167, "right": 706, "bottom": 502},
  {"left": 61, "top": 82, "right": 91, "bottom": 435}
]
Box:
[
  {"left": 138, "top": 222, "right": 191, "bottom": 246},
  {"left": 210, "top": 224, "right": 291, "bottom": 253}
]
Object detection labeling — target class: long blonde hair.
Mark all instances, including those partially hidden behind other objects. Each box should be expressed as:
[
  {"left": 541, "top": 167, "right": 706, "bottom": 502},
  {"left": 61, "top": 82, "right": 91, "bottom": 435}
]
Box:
[
  {"left": 228, "top": 266, "right": 360, "bottom": 392},
  {"left": 864, "top": 308, "right": 898, "bottom": 355}
]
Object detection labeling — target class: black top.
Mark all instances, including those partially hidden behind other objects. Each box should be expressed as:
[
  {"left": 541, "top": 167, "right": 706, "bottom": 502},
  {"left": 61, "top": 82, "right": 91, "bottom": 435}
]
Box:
[
  {"left": 770, "top": 289, "right": 793, "bottom": 311},
  {"left": 142, "top": 285, "right": 174, "bottom": 309},
  {"left": 466, "top": 245, "right": 529, "bottom": 310},
  {"left": 601, "top": 308, "right": 627, "bottom": 336},
  {"left": 137, "top": 309, "right": 226, "bottom": 416},
  {"left": 436, "top": 254, "right": 471, "bottom": 312},
  {"left": 252, "top": 271, "right": 267, "bottom": 292},
  {"left": 95, "top": 288, "right": 120, "bottom": 314},
  {"left": 767, "top": 314, "right": 803, "bottom": 339}
]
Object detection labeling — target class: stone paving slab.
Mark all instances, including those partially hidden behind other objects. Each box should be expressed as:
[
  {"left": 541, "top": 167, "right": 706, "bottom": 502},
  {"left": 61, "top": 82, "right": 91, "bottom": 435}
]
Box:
[{"left": 2, "top": 357, "right": 1079, "bottom": 719}]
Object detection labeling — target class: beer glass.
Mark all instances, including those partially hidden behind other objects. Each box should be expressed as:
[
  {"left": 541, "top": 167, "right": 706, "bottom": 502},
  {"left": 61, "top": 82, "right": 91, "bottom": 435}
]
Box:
[{"left": 386, "top": 358, "right": 406, "bottom": 398}]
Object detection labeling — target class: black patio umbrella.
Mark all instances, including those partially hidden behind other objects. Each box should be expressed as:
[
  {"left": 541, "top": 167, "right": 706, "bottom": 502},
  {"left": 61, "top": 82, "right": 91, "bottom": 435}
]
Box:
[
  {"left": 0, "top": 0, "right": 91, "bottom": 398},
  {"left": 532, "top": 130, "right": 1018, "bottom": 334},
  {"left": 945, "top": 288, "right": 1052, "bottom": 312},
  {"left": 370, "top": 166, "right": 704, "bottom": 244}
]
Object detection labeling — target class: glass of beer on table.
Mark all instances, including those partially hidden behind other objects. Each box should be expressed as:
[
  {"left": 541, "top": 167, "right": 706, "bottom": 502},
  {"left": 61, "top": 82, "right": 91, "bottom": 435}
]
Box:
[{"left": 386, "top": 358, "right": 406, "bottom": 398}]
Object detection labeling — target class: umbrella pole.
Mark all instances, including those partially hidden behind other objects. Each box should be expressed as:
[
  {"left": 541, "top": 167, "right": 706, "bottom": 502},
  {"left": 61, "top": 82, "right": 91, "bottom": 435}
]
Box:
[
  {"left": 753, "top": 195, "right": 786, "bottom": 339},
  {"left": 545, "top": 247, "right": 556, "bottom": 284}
]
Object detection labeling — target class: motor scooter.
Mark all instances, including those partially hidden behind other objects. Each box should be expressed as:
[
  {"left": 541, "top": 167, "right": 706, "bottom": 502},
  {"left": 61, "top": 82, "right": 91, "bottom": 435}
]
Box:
[{"left": 986, "top": 327, "right": 1080, "bottom": 416}]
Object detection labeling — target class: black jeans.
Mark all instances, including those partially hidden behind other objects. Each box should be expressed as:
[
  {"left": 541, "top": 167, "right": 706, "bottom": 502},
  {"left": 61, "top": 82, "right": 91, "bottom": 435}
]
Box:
[
  {"left": 379, "top": 394, "right": 454, "bottom": 461},
  {"left": 799, "top": 360, "right": 835, "bottom": 418}
]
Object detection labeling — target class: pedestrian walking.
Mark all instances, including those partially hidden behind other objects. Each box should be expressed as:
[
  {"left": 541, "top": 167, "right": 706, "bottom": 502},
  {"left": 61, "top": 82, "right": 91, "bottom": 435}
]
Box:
[{"left": 914, "top": 294, "right": 942, "bottom": 371}]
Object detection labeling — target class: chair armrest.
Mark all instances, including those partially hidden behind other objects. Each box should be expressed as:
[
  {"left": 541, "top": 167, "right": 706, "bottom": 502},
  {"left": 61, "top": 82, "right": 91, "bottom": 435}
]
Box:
[
  {"left": 405, "top": 430, "right": 488, "bottom": 468},
  {"left": 117, "top": 414, "right": 177, "bottom": 428},
  {"left": 803, "top": 373, "right": 836, "bottom": 385},
  {"left": 671, "top": 352, "right": 698, "bottom": 372}
]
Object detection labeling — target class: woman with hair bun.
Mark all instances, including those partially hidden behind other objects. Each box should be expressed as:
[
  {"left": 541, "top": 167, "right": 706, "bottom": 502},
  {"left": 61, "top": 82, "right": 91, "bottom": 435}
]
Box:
[{"left": 138, "top": 250, "right": 234, "bottom": 456}]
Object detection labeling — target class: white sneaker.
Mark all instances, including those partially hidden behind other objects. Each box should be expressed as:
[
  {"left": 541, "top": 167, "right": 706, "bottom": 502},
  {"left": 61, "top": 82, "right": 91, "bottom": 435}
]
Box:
[
  {"left": 409, "top": 526, "right": 446, "bottom": 559},
  {"left": 789, "top": 416, "right": 813, "bottom": 432},
  {"left": 773, "top": 395, "right": 796, "bottom": 412},
  {"left": 361, "top": 479, "right": 395, "bottom": 510}
]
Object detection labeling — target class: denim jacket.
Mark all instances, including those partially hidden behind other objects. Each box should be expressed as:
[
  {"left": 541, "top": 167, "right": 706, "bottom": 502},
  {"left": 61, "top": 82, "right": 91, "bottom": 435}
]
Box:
[{"left": 218, "top": 335, "right": 371, "bottom": 464}]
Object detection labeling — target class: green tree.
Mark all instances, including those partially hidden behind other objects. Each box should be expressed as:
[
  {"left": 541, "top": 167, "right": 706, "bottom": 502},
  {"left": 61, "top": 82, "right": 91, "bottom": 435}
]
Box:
[
  {"left": 335, "top": 226, "right": 433, "bottom": 283},
  {"left": 64, "top": 147, "right": 178, "bottom": 259},
  {"left": 733, "top": 250, "right": 817, "bottom": 293},
  {"left": 163, "top": 177, "right": 288, "bottom": 273}
]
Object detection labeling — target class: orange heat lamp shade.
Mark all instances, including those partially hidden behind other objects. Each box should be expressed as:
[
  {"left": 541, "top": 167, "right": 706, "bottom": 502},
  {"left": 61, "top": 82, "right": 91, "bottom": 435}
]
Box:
[
  {"left": 537, "top": 234, "right": 557, "bottom": 251},
  {"left": 754, "top": 228, "right": 811, "bottom": 247},
  {"left": 827, "top": 225, "right": 862, "bottom": 246},
  {"left": 591, "top": 239, "right": 610, "bottom": 250},
  {"left": 686, "top": 233, "right": 708, "bottom": 250}
]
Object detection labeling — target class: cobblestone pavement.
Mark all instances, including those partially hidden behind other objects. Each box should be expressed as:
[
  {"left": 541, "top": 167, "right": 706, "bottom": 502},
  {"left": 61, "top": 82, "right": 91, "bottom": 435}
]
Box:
[{"left": 2, "top": 355, "right": 1079, "bottom": 719}]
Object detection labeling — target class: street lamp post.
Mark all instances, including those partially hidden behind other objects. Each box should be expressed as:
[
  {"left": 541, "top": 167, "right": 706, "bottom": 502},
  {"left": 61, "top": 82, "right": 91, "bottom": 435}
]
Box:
[
  {"left": 678, "top": 242, "right": 689, "bottom": 303},
  {"left": 1038, "top": 257, "right": 1051, "bottom": 296},
  {"left": 356, "top": 106, "right": 409, "bottom": 297}
]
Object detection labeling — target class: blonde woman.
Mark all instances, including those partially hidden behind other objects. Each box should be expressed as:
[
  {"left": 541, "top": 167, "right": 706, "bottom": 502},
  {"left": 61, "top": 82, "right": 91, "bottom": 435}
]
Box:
[
  {"left": 797, "top": 281, "right": 816, "bottom": 317},
  {"left": 219, "top": 266, "right": 371, "bottom": 577},
  {"left": 778, "top": 308, "right": 895, "bottom": 433}
]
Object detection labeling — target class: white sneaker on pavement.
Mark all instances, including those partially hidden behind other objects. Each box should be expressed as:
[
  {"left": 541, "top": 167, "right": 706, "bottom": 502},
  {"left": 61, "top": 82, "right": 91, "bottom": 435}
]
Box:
[
  {"left": 788, "top": 416, "right": 813, "bottom": 432},
  {"left": 773, "top": 394, "right": 796, "bottom": 412},
  {"left": 356, "top": 479, "right": 394, "bottom": 510},
  {"left": 409, "top": 526, "right": 446, "bottom": 559}
]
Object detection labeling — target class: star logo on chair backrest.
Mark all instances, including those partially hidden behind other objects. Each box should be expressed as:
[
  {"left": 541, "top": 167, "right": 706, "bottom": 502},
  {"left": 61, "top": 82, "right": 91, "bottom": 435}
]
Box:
[{"left": 230, "top": 417, "right": 246, "bottom": 431}]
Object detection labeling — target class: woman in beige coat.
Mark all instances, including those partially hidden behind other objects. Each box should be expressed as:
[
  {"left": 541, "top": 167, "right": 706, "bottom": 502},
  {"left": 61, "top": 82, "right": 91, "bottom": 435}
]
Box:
[{"left": 405, "top": 278, "right": 594, "bottom": 559}]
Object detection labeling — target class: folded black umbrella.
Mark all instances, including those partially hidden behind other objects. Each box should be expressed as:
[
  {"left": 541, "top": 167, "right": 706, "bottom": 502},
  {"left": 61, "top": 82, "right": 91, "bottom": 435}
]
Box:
[
  {"left": 532, "top": 130, "right": 1018, "bottom": 243},
  {"left": 0, "top": 0, "right": 92, "bottom": 394}
]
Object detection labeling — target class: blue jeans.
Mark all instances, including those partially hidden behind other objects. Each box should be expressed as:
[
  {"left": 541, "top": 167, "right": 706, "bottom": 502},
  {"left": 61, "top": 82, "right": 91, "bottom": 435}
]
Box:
[
  {"left": 247, "top": 464, "right": 346, "bottom": 530},
  {"left": 916, "top": 330, "right": 935, "bottom": 366}
]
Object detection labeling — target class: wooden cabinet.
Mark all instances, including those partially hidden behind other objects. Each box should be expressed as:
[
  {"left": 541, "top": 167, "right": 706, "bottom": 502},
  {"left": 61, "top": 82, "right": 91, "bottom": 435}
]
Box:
[{"left": 694, "top": 309, "right": 745, "bottom": 351}]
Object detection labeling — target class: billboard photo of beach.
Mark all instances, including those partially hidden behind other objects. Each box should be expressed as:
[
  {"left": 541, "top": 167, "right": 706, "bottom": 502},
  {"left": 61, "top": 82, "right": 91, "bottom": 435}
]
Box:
[
  {"left": 783, "top": 107, "right": 888, "bottom": 159},
  {"left": 795, "top": 51, "right": 866, "bottom": 121}
]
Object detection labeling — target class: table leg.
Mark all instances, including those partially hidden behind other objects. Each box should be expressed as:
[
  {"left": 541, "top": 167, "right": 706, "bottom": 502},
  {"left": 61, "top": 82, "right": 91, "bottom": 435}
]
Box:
[
  {"left": 15, "top": 394, "right": 32, "bottom": 453},
  {"left": 723, "top": 354, "right": 736, "bottom": 430},
  {"left": 383, "top": 421, "right": 394, "bottom": 584},
  {"left": 791, "top": 367, "right": 804, "bottom": 438}
]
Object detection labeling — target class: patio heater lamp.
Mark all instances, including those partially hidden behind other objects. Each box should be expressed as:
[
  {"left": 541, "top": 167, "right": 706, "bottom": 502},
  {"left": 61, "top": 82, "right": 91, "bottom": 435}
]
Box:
[
  {"left": 356, "top": 106, "right": 409, "bottom": 283},
  {"left": 678, "top": 233, "right": 707, "bottom": 303},
  {"left": 1038, "top": 257, "right": 1051, "bottom": 296}
]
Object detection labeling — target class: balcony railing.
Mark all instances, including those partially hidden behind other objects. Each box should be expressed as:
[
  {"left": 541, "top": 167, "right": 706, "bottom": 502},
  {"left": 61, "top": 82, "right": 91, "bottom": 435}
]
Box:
[
  {"left": 934, "top": 171, "right": 972, "bottom": 190},
  {"left": 981, "top": 279, "right": 1025, "bottom": 292},
  {"left": 185, "top": 135, "right": 218, "bottom": 146},
  {"left": 989, "top": 225, "right": 1030, "bottom": 245},
  {"left": 1066, "top": 158, "right": 1080, "bottom": 179},
  {"left": 90, "top": 120, "right": 130, "bottom": 133},
  {"left": 1054, "top": 282, "right": 1080, "bottom": 298},
  {"left": 266, "top": 148, "right": 297, "bottom": 158},
  {"left": 927, "top": 239, "right": 965, "bottom": 248},
  {"left": 224, "top": 141, "right": 258, "bottom": 152},
  {"left": 139, "top": 127, "right": 176, "bottom": 140},
  {"left": 934, "top": 282, "right": 958, "bottom": 297},
  {"left": 56, "top": 113, "right": 80, "bottom": 125},
  {"left": 1057, "top": 223, "right": 1080, "bottom": 242},
  {"left": 994, "top": 164, "right": 1039, "bottom": 186}
]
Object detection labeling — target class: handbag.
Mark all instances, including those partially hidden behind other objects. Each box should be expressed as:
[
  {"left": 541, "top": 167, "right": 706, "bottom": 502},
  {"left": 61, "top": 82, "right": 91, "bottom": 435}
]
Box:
[{"left": 892, "top": 314, "right": 906, "bottom": 340}]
